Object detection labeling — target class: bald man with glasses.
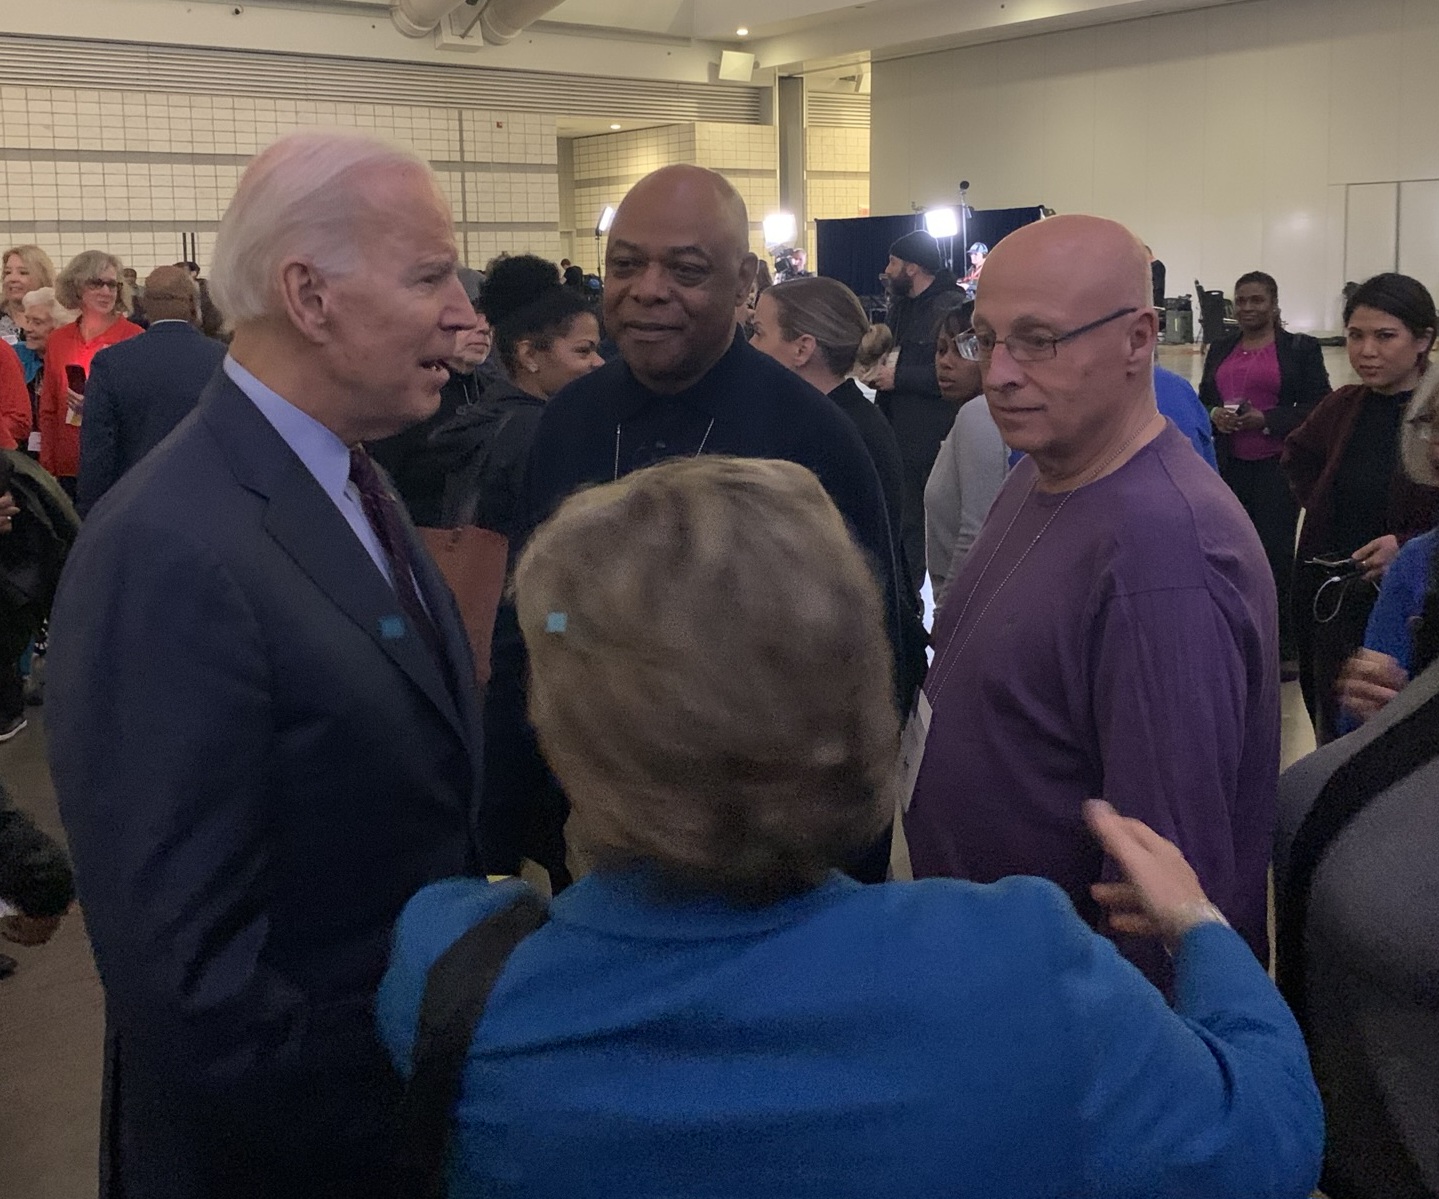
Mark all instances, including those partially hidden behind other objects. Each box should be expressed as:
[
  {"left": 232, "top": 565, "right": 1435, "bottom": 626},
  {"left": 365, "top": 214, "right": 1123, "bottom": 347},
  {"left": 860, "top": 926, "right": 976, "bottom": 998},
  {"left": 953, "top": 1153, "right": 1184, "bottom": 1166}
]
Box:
[{"left": 904, "top": 215, "right": 1279, "bottom": 992}]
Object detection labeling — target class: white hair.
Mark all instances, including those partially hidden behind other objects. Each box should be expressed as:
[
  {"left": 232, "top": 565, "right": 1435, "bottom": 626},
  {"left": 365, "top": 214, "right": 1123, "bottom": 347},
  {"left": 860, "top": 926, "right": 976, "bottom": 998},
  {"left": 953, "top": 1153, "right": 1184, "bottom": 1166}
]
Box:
[
  {"left": 210, "top": 129, "right": 439, "bottom": 329},
  {"left": 21, "top": 286, "right": 76, "bottom": 326}
]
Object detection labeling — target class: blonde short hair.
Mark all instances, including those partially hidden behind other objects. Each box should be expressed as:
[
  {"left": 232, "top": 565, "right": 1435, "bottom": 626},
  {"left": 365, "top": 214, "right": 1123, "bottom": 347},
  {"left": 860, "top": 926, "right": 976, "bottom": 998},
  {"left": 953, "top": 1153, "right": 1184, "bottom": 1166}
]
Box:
[
  {"left": 56, "top": 250, "right": 133, "bottom": 315},
  {"left": 4, "top": 245, "right": 56, "bottom": 296},
  {"left": 21, "top": 287, "right": 76, "bottom": 327},
  {"left": 1402, "top": 366, "right": 1439, "bottom": 486},
  {"left": 515, "top": 456, "right": 899, "bottom": 904},
  {"left": 211, "top": 129, "right": 438, "bottom": 329}
]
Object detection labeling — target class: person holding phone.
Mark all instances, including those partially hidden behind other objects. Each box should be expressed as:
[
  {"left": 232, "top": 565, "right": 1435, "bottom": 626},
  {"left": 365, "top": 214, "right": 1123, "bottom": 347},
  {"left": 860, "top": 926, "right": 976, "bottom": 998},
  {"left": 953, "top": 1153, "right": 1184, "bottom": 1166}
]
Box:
[
  {"left": 1284, "top": 273, "right": 1439, "bottom": 743},
  {"left": 38, "top": 251, "right": 141, "bottom": 497},
  {"left": 1201, "top": 272, "right": 1331, "bottom": 669}
]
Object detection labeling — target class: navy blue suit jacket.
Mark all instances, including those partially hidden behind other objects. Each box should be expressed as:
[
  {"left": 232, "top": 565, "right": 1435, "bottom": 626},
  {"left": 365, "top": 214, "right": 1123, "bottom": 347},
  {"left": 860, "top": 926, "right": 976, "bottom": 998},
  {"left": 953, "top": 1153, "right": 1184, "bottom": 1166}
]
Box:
[
  {"left": 76, "top": 320, "right": 226, "bottom": 516},
  {"left": 47, "top": 370, "right": 484, "bottom": 1198}
]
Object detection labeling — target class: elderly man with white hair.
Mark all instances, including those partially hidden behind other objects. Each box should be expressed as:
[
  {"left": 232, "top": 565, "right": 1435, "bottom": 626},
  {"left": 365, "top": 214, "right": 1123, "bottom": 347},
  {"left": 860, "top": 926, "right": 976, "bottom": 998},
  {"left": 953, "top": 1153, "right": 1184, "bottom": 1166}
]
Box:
[{"left": 46, "top": 130, "right": 484, "bottom": 1199}]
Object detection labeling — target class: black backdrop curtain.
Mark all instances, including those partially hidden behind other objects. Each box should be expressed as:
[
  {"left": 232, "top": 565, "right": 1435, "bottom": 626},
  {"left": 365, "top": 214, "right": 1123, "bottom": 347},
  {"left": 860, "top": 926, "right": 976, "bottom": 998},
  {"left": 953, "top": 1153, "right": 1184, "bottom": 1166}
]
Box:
[{"left": 815, "top": 207, "right": 1046, "bottom": 306}]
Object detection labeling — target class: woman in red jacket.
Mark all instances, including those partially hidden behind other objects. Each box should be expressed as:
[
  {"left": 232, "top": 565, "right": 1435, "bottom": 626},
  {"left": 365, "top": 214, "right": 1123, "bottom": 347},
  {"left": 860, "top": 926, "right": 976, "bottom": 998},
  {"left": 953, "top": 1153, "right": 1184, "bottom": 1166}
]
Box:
[
  {"left": 1284, "top": 273, "right": 1438, "bottom": 743},
  {"left": 39, "top": 251, "right": 141, "bottom": 497}
]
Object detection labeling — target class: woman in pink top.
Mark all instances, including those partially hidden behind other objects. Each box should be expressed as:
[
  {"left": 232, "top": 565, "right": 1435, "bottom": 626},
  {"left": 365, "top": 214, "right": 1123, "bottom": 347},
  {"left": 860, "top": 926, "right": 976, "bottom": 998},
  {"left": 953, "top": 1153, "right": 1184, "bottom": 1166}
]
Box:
[{"left": 1200, "top": 271, "right": 1331, "bottom": 667}]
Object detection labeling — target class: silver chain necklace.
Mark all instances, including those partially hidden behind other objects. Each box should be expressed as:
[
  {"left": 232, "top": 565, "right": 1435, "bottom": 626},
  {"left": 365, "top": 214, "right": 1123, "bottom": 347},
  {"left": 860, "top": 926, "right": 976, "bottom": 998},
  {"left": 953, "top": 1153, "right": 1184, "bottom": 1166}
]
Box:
[
  {"left": 613, "top": 417, "right": 716, "bottom": 481},
  {"left": 928, "top": 415, "right": 1159, "bottom": 706}
]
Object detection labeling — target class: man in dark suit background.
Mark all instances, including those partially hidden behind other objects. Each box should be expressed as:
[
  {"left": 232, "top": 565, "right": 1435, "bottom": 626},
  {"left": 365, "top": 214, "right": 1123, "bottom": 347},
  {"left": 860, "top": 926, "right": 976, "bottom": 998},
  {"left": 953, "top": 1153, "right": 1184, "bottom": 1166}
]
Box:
[
  {"left": 46, "top": 130, "right": 484, "bottom": 1199},
  {"left": 76, "top": 264, "right": 226, "bottom": 516}
]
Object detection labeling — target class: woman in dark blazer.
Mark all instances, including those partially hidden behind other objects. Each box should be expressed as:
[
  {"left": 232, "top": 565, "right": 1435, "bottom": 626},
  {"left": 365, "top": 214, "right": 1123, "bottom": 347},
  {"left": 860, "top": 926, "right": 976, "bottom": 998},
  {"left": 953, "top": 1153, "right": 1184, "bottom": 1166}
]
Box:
[
  {"left": 1283, "top": 273, "right": 1438, "bottom": 743},
  {"left": 1200, "top": 271, "right": 1331, "bottom": 663}
]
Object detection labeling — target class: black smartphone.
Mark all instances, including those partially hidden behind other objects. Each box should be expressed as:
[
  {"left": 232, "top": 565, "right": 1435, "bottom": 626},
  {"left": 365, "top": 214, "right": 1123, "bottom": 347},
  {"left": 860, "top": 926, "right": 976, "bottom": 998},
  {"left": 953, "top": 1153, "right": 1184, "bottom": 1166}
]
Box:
[{"left": 65, "top": 364, "right": 87, "bottom": 395}]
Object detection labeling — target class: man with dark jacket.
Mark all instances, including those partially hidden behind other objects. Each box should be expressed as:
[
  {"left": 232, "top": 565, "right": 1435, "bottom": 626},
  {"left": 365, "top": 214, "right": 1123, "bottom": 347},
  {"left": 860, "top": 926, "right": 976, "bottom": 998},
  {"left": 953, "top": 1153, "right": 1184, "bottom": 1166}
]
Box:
[
  {"left": 77, "top": 266, "right": 226, "bottom": 516},
  {"left": 48, "top": 131, "right": 483, "bottom": 1199},
  {"left": 873, "top": 230, "right": 969, "bottom": 594},
  {"left": 483, "top": 164, "right": 915, "bottom": 884}
]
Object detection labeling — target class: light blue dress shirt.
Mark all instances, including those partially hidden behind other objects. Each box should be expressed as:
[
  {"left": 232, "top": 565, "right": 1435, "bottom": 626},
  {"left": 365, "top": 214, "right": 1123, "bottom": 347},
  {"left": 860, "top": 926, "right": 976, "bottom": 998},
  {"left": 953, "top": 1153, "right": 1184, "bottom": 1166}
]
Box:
[{"left": 222, "top": 356, "right": 394, "bottom": 589}]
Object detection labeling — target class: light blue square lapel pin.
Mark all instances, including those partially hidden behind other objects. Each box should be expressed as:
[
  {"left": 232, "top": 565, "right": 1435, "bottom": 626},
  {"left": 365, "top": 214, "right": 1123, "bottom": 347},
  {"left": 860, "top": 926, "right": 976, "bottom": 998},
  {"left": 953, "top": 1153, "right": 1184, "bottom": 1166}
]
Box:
[
  {"left": 378, "top": 615, "right": 407, "bottom": 640},
  {"left": 546, "top": 612, "right": 568, "bottom": 634}
]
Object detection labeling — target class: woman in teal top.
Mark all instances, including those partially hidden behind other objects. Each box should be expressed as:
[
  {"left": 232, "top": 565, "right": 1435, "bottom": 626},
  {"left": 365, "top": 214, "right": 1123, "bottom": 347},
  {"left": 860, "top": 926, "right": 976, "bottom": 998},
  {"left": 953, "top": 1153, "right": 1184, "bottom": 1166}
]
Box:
[{"left": 380, "top": 456, "right": 1323, "bottom": 1199}]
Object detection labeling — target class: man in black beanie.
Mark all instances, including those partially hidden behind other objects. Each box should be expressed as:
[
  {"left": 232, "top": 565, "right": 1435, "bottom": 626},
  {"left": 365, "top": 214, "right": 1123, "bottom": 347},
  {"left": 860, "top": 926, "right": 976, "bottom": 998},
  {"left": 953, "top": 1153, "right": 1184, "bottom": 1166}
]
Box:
[{"left": 873, "top": 229, "right": 968, "bottom": 597}]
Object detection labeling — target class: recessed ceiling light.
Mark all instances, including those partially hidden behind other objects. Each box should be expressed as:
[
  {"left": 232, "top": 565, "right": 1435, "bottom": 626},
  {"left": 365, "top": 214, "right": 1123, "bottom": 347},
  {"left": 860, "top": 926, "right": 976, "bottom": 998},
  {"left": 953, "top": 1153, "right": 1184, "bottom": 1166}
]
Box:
[
  {"left": 610, "top": 123, "right": 622, "bottom": 130},
  {"left": 736, "top": 27, "right": 749, "bottom": 36}
]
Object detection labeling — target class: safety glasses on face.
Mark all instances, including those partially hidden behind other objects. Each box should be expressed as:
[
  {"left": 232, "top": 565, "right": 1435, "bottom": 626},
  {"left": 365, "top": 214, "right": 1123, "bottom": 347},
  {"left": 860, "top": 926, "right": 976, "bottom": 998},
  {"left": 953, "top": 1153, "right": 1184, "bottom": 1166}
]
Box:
[{"left": 955, "top": 306, "right": 1140, "bottom": 363}]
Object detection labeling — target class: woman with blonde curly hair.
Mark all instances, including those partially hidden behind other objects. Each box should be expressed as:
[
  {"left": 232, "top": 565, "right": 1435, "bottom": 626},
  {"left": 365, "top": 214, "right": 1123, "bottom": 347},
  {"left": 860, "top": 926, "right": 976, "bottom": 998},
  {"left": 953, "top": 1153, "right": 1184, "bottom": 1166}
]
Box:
[
  {"left": 380, "top": 455, "right": 1322, "bottom": 1199},
  {"left": 1, "top": 244, "right": 56, "bottom": 345},
  {"left": 39, "top": 250, "right": 141, "bottom": 494}
]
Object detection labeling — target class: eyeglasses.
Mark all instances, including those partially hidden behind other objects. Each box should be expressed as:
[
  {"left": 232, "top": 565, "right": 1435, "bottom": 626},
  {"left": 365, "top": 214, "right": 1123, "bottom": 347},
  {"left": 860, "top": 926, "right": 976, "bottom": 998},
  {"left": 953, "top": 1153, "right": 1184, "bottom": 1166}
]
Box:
[
  {"left": 84, "top": 278, "right": 121, "bottom": 291},
  {"left": 956, "top": 306, "right": 1140, "bottom": 363},
  {"left": 1409, "top": 414, "right": 1436, "bottom": 443}
]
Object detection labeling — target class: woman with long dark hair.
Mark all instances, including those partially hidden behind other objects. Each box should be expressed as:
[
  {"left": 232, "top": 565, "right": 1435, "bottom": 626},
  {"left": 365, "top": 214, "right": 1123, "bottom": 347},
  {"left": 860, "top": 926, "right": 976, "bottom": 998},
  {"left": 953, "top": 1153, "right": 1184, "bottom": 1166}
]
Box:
[{"left": 1284, "top": 273, "right": 1438, "bottom": 743}]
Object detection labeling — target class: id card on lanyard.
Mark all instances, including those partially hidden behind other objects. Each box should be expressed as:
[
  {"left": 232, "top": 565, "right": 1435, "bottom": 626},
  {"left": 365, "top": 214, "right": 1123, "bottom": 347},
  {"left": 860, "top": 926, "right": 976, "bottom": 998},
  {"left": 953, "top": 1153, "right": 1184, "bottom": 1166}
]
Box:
[{"left": 897, "top": 691, "right": 932, "bottom": 813}]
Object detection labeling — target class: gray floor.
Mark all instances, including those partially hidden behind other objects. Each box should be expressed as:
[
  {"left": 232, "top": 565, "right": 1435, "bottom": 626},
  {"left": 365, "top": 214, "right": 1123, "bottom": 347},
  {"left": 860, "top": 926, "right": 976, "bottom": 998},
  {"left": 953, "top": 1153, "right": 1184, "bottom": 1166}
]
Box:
[{"left": 0, "top": 341, "right": 1344, "bottom": 1197}]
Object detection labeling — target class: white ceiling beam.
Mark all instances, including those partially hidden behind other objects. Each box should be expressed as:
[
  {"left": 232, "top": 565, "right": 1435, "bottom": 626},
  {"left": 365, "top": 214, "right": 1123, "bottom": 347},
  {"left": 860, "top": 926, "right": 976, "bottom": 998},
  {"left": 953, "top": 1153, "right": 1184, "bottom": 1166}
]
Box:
[{"left": 5, "top": 0, "right": 728, "bottom": 83}]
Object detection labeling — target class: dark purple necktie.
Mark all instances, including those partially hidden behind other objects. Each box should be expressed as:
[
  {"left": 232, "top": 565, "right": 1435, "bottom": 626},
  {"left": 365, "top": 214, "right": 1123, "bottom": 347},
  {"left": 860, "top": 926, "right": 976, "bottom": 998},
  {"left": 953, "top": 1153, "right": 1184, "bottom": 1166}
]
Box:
[{"left": 348, "top": 446, "right": 447, "bottom": 668}]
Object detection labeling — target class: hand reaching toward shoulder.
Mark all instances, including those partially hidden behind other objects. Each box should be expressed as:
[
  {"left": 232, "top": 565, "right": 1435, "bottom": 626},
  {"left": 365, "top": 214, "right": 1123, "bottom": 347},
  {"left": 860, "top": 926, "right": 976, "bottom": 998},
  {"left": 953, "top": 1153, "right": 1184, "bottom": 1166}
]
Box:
[
  {"left": 1085, "top": 800, "right": 1228, "bottom": 951},
  {"left": 0, "top": 490, "right": 18, "bottom": 534}
]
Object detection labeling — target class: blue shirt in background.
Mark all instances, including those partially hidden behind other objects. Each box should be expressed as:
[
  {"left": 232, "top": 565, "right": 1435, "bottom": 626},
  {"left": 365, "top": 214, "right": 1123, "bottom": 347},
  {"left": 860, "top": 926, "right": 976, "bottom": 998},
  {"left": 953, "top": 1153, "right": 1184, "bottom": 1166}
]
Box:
[
  {"left": 1155, "top": 364, "right": 1218, "bottom": 470},
  {"left": 1363, "top": 527, "right": 1438, "bottom": 674}
]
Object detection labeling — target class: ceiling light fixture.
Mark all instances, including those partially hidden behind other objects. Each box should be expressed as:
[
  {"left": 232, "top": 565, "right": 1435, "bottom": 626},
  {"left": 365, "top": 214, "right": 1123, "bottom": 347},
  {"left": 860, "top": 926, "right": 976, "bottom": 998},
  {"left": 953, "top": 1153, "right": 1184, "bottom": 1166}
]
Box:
[
  {"left": 609, "top": 123, "right": 622, "bottom": 130},
  {"left": 736, "top": 27, "right": 749, "bottom": 36}
]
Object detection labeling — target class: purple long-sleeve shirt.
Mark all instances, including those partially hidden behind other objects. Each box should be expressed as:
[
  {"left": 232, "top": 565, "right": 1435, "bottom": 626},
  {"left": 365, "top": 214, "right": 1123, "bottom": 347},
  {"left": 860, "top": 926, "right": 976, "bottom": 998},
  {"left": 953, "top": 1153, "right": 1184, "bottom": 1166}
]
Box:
[{"left": 905, "top": 422, "right": 1279, "bottom": 987}]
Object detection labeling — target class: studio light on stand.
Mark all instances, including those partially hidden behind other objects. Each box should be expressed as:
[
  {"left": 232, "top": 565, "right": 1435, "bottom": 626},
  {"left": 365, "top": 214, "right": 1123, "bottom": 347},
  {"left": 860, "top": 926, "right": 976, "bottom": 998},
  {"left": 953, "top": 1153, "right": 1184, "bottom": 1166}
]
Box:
[
  {"left": 958, "top": 180, "right": 974, "bottom": 265},
  {"left": 763, "top": 211, "right": 798, "bottom": 251},
  {"left": 595, "top": 204, "right": 616, "bottom": 282},
  {"left": 924, "top": 206, "right": 959, "bottom": 273}
]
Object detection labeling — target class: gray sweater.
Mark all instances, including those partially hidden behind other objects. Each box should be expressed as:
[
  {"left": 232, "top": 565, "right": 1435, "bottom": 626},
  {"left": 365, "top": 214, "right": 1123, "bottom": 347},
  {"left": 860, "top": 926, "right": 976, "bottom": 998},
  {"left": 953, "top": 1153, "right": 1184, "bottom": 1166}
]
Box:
[
  {"left": 923, "top": 397, "right": 1007, "bottom": 613},
  {"left": 1276, "top": 659, "right": 1439, "bottom": 1199}
]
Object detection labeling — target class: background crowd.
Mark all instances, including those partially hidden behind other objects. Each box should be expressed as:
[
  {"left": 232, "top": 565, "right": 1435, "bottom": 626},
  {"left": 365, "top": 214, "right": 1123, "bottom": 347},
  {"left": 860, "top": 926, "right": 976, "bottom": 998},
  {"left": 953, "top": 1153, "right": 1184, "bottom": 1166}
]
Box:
[{"left": 0, "top": 126, "right": 1435, "bottom": 1199}]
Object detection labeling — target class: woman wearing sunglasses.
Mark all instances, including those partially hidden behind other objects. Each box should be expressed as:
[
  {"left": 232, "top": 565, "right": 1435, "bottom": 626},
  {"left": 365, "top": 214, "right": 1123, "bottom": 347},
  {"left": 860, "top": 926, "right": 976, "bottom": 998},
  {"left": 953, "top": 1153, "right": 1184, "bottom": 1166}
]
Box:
[{"left": 39, "top": 251, "right": 142, "bottom": 497}]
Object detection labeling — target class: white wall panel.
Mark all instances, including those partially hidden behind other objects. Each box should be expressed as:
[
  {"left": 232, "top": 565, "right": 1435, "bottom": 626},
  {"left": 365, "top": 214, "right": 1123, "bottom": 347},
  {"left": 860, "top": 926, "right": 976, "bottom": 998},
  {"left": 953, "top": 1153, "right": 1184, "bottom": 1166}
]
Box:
[
  {"left": 1398, "top": 180, "right": 1439, "bottom": 296},
  {"left": 1345, "top": 182, "right": 1398, "bottom": 283}
]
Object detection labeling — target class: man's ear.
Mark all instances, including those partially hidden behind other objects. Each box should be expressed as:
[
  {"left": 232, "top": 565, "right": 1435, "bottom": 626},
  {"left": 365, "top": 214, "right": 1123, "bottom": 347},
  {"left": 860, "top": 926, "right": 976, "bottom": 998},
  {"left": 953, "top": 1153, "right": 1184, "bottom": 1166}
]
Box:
[
  {"left": 737, "top": 253, "right": 759, "bottom": 301},
  {"left": 1127, "top": 308, "right": 1159, "bottom": 376},
  {"left": 277, "top": 259, "right": 333, "bottom": 345}
]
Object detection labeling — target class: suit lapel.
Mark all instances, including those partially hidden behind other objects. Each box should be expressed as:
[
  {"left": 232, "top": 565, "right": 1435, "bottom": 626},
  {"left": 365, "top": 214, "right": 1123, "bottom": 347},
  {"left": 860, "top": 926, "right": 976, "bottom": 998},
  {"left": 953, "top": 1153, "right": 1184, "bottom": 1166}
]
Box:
[{"left": 199, "top": 372, "right": 468, "bottom": 744}]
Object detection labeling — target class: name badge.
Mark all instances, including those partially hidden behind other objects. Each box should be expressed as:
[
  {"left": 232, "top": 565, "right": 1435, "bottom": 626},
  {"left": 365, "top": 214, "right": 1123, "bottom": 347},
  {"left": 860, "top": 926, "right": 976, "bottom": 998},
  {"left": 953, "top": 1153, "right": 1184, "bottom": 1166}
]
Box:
[{"left": 897, "top": 690, "right": 932, "bottom": 814}]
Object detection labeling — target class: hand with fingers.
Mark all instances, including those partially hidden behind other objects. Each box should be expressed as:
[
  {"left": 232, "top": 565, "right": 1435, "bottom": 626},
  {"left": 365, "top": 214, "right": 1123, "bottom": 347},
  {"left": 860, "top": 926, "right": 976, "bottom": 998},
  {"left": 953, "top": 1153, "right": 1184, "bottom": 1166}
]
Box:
[
  {"left": 1337, "top": 648, "right": 1408, "bottom": 724},
  {"left": 1084, "top": 799, "right": 1229, "bottom": 952}
]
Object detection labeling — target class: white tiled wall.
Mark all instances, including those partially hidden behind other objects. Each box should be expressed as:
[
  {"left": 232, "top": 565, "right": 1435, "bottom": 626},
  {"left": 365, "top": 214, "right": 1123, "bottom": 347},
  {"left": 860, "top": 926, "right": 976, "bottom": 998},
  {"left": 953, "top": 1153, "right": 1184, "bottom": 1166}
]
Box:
[
  {"left": 805, "top": 125, "right": 870, "bottom": 264},
  {"left": 870, "top": 0, "right": 1439, "bottom": 332},
  {"left": 0, "top": 85, "right": 560, "bottom": 277},
  {"left": 566, "top": 122, "right": 780, "bottom": 264}
]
